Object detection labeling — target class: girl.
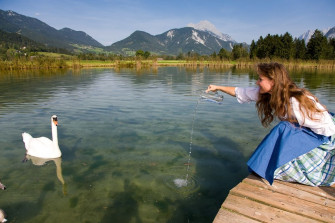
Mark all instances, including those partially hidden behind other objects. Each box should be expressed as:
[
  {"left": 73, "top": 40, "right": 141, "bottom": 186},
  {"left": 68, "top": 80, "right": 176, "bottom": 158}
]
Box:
[{"left": 206, "top": 62, "right": 335, "bottom": 186}]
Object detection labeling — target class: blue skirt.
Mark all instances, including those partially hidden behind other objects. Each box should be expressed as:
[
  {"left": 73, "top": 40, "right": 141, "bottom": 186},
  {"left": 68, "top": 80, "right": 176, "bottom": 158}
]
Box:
[{"left": 247, "top": 121, "right": 330, "bottom": 185}]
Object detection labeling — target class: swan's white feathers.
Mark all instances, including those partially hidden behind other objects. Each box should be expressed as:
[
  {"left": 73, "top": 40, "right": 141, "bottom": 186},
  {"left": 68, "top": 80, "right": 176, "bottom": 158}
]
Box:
[{"left": 22, "top": 116, "right": 62, "bottom": 159}]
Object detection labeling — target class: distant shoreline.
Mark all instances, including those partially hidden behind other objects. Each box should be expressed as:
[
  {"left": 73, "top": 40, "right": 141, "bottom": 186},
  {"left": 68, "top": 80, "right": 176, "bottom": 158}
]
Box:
[
  {"left": 0, "top": 59, "right": 335, "bottom": 71},
  {"left": 68, "top": 59, "right": 335, "bottom": 70}
]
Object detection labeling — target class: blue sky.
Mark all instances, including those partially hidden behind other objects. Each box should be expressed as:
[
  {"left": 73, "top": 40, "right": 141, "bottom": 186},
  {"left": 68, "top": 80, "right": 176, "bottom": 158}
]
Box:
[{"left": 1, "top": 0, "right": 334, "bottom": 46}]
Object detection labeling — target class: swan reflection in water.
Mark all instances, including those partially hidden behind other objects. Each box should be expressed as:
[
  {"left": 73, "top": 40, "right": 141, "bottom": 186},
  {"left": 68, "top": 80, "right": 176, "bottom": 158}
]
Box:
[{"left": 25, "top": 155, "right": 67, "bottom": 195}]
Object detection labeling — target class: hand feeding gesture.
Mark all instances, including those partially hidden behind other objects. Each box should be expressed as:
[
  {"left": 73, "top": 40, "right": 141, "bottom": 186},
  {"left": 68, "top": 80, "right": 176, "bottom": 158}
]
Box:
[
  {"left": 206, "top": 85, "right": 219, "bottom": 93},
  {"left": 206, "top": 85, "right": 237, "bottom": 97}
]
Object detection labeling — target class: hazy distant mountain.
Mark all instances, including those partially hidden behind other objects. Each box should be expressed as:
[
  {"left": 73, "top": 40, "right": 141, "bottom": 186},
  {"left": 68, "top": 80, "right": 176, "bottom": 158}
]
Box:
[
  {"left": 325, "top": 27, "right": 335, "bottom": 40},
  {"left": 0, "top": 9, "right": 104, "bottom": 51},
  {"left": 299, "top": 26, "right": 335, "bottom": 43},
  {"left": 107, "top": 27, "right": 236, "bottom": 55},
  {"left": 187, "top": 20, "right": 235, "bottom": 42}
]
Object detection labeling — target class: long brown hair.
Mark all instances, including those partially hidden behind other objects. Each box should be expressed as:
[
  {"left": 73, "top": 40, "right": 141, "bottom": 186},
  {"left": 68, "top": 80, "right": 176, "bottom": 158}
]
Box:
[{"left": 255, "top": 62, "right": 326, "bottom": 127}]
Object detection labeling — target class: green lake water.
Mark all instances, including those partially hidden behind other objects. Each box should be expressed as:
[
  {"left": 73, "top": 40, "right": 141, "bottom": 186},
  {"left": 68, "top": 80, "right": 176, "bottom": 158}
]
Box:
[{"left": 0, "top": 67, "right": 334, "bottom": 223}]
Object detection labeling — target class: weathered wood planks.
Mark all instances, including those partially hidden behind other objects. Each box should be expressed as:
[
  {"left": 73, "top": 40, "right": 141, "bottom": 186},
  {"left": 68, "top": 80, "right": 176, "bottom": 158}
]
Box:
[{"left": 213, "top": 174, "right": 335, "bottom": 223}]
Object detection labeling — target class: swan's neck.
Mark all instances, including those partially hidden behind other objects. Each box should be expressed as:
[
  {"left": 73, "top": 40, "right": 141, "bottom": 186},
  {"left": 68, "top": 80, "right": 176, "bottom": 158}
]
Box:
[{"left": 52, "top": 123, "right": 59, "bottom": 146}]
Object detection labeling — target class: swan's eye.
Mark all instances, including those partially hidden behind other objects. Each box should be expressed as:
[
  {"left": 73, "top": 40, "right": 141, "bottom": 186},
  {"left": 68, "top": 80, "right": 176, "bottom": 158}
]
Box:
[{"left": 53, "top": 117, "right": 58, "bottom": 121}]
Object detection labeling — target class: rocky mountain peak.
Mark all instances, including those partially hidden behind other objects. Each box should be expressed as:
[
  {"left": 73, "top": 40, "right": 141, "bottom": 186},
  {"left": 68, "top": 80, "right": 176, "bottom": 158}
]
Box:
[{"left": 187, "top": 20, "right": 235, "bottom": 42}]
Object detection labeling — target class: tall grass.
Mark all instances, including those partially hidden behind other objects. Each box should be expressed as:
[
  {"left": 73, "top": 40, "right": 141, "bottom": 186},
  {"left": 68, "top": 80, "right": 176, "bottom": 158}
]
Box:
[
  {"left": 0, "top": 57, "right": 67, "bottom": 70},
  {"left": 0, "top": 57, "right": 334, "bottom": 71}
]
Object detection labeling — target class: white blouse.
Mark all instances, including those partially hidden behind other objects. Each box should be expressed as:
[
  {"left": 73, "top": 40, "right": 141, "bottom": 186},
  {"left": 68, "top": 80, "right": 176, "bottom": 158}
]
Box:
[{"left": 235, "top": 87, "right": 335, "bottom": 136}]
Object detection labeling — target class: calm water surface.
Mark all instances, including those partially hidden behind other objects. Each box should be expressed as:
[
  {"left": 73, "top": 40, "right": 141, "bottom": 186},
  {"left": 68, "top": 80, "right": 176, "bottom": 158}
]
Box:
[{"left": 0, "top": 67, "right": 334, "bottom": 223}]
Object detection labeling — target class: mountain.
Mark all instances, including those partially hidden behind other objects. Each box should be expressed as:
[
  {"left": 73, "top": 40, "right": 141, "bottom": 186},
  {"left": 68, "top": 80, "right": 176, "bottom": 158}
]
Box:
[
  {"left": 0, "top": 29, "right": 48, "bottom": 50},
  {"left": 107, "top": 27, "right": 236, "bottom": 55},
  {"left": 299, "top": 26, "right": 335, "bottom": 43},
  {"left": 325, "top": 27, "right": 335, "bottom": 39},
  {"left": 0, "top": 9, "right": 104, "bottom": 52},
  {"left": 0, "top": 9, "right": 243, "bottom": 56},
  {"left": 105, "top": 30, "right": 166, "bottom": 55},
  {"left": 299, "top": 30, "right": 314, "bottom": 43},
  {"left": 187, "top": 20, "right": 235, "bottom": 42}
]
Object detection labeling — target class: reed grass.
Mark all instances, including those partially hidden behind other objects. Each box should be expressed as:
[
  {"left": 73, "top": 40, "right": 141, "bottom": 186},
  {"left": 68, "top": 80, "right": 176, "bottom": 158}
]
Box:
[{"left": 0, "top": 58, "right": 334, "bottom": 71}]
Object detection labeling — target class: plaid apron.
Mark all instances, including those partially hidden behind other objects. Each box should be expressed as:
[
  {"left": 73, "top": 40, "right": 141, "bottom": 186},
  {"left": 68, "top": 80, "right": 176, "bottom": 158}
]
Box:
[{"left": 274, "top": 116, "right": 335, "bottom": 186}]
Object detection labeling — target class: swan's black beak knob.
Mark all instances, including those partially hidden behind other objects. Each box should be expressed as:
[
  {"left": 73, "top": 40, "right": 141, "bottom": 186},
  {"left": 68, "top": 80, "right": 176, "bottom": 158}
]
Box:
[{"left": 53, "top": 116, "right": 58, "bottom": 126}]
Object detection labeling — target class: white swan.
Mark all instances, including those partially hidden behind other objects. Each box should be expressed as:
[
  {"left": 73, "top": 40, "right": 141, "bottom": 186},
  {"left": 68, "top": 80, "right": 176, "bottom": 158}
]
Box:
[{"left": 22, "top": 115, "right": 62, "bottom": 159}]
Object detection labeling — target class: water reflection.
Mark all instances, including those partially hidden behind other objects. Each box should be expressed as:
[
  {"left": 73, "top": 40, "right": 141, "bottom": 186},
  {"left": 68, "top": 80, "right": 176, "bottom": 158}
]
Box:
[
  {"left": 0, "top": 67, "right": 334, "bottom": 222},
  {"left": 0, "top": 69, "right": 102, "bottom": 116},
  {"left": 25, "top": 155, "right": 67, "bottom": 195}
]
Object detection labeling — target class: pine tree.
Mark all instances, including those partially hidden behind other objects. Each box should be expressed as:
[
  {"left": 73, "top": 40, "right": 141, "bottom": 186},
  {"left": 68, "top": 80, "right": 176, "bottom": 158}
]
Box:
[
  {"left": 280, "top": 32, "right": 294, "bottom": 59},
  {"left": 249, "top": 40, "right": 257, "bottom": 59},
  {"left": 328, "top": 38, "right": 335, "bottom": 59},
  {"left": 218, "top": 48, "right": 230, "bottom": 60},
  {"left": 306, "top": 30, "right": 328, "bottom": 60},
  {"left": 293, "top": 38, "right": 307, "bottom": 59}
]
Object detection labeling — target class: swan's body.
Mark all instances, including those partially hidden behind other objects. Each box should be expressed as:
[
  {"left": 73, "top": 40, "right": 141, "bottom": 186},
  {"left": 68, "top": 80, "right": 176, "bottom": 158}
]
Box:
[{"left": 22, "top": 115, "right": 61, "bottom": 159}]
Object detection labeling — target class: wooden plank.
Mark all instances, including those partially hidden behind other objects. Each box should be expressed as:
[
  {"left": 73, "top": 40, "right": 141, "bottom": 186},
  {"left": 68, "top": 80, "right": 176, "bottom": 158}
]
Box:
[
  {"left": 231, "top": 181, "right": 335, "bottom": 222},
  {"left": 213, "top": 208, "right": 260, "bottom": 223},
  {"left": 243, "top": 175, "right": 335, "bottom": 207},
  {"left": 246, "top": 174, "right": 335, "bottom": 201},
  {"left": 213, "top": 174, "right": 335, "bottom": 223},
  {"left": 221, "top": 193, "right": 321, "bottom": 223},
  {"left": 277, "top": 181, "right": 335, "bottom": 200}
]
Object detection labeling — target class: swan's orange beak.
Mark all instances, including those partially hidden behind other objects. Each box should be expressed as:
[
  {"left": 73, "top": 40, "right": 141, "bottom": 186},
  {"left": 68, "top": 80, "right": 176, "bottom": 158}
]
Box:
[{"left": 53, "top": 120, "right": 58, "bottom": 126}]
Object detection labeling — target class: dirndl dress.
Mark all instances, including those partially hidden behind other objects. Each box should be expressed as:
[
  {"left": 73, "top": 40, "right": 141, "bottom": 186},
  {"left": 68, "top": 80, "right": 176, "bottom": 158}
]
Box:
[{"left": 247, "top": 115, "right": 335, "bottom": 186}]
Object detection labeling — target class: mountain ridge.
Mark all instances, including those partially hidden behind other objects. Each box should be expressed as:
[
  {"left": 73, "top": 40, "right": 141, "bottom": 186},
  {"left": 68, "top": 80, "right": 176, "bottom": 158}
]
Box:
[
  {"left": 187, "top": 20, "right": 235, "bottom": 42},
  {"left": 299, "top": 27, "right": 335, "bottom": 43},
  {"left": 0, "top": 9, "right": 240, "bottom": 55},
  {"left": 1, "top": 9, "right": 334, "bottom": 56},
  {"left": 0, "top": 9, "right": 104, "bottom": 51},
  {"left": 106, "top": 27, "right": 236, "bottom": 55}
]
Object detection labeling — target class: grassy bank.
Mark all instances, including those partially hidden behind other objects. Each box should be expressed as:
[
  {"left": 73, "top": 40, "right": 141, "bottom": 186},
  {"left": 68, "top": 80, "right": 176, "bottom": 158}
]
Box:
[
  {"left": 1, "top": 57, "right": 335, "bottom": 71},
  {"left": 66, "top": 59, "right": 335, "bottom": 70}
]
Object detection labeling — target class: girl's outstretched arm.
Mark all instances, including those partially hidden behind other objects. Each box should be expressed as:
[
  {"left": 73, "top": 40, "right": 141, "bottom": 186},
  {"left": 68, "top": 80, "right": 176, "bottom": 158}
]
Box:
[{"left": 206, "top": 85, "right": 236, "bottom": 97}]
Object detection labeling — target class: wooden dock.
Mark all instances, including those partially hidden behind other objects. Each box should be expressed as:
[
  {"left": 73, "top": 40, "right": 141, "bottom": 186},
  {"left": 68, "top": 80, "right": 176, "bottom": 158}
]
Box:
[{"left": 213, "top": 174, "right": 335, "bottom": 223}]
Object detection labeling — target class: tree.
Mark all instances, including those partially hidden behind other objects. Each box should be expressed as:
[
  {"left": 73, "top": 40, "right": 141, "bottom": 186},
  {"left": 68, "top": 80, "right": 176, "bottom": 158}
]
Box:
[
  {"left": 143, "top": 51, "right": 150, "bottom": 59},
  {"left": 306, "top": 30, "right": 328, "bottom": 60},
  {"left": 210, "top": 51, "right": 217, "bottom": 60},
  {"left": 256, "top": 36, "right": 267, "bottom": 59},
  {"left": 176, "top": 52, "right": 184, "bottom": 60},
  {"left": 293, "top": 38, "right": 307, "bottom": 59},
  {"left": 135, "top": 50, "right": 144, "bottom": 58},
  {"left": 279, "top": 32, "right": 294, "bottom": 59},
  {"left": 328, "top": 38, "right": 335, "bottom": 59},
  {"left": 232, "top": 44, "right": 248, "bottom": 60},
  {"left": 6, "top": 48, "right": 17, "bottom": 60},
  {"left": 249, "top": 40, "right": 257, "bottom": 59},
  {"left": 218, "top": 48, "right": 230, "bottom": 60}
]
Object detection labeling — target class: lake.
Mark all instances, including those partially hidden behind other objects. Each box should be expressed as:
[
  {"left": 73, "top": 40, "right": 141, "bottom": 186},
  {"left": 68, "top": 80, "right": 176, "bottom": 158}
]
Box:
[{"left": 0, "top": 66, "right": 334, "bottom": 223}]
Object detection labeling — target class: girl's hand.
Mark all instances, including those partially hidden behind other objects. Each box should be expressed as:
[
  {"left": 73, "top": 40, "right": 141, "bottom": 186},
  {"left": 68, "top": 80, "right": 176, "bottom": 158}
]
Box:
[{"left": 206, "top": 84, "right": 217, "bottom": 93}]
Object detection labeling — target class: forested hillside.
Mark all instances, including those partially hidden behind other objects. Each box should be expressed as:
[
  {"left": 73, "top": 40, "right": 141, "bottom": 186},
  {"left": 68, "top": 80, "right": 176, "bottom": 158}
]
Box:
[{"left": 0, "top": 29, "right": 70, "bottom": 60}]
